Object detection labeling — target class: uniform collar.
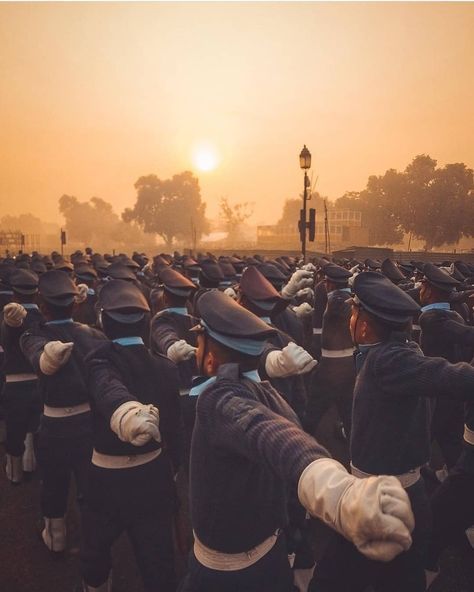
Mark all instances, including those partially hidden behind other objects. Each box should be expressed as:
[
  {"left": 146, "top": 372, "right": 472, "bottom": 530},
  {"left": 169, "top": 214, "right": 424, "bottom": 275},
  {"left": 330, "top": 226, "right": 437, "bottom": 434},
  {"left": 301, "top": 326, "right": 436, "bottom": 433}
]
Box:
[
  {"left": 328, "top": 287, "right": 351, "bottom": 295},
  {"left": 189, "top": 369, "right": 261, "bottom": 397},
  {"left": 421, "top": 302, "right": 450, "bottom": 312},
  {"left": 45, "top": 318, "right": 74, "bottom": 325},
  {"left": 112, "top": 336, "right": 144, "bottom": 346},
  {"left": 161, "top": 307, "right": 188, "bottom": 316}
]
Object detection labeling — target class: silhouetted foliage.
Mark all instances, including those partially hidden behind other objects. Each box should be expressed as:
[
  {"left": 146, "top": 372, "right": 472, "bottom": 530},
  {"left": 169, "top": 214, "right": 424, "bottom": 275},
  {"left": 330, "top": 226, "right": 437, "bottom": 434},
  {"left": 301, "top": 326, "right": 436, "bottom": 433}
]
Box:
[
  {"left": 59, "top": 194, "right": 151, "bottom": 251},
  {"left": 277, "top": 193, "right": 326, "bottom": 231},
  {"left": 335, "top": 155, "right": 474, "bottom": 249},
  {"left": 122, "top": 171, "right": 210, "bottom": 249},
  {"left": 219, "top": 197, "right": 254, "bottom": 240}
]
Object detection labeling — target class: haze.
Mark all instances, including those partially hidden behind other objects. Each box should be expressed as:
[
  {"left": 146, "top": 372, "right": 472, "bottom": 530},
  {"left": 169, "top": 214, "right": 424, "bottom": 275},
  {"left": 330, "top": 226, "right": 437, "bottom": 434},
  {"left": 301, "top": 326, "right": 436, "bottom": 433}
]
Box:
[{"left": 1, "top": 2, "right": 473, "bottom": 226}]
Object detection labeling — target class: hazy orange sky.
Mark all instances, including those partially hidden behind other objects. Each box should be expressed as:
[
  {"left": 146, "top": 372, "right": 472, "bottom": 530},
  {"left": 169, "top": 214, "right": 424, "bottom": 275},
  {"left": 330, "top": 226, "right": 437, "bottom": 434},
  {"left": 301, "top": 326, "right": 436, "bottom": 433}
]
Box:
[{"left": 1, "top": 2, "right": 473, "bottom": 226}]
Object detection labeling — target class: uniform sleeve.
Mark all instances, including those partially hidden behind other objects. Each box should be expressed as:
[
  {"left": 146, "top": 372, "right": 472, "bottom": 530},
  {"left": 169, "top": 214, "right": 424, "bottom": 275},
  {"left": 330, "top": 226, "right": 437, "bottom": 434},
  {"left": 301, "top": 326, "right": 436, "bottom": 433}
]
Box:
[
  {"left": 87, "top": 352, "right": 138, "bottom": 421},
  {"left": 199, "top": 382, "right": 329, "bottom": 486},
  {"left": 438, "top": 319, "right": 474, "bottom": 347},
  {"left": 155, "top": 361, "right": 182, "bottom": 472},
  {"left": 20, "top": 329, "right": 50, "bottom": 373},
  {"left": 150, "top": 315, "right": 180, "bottom": 355},
  {"left": 372, "top": 343, "right": 474, "bottom": 401}
]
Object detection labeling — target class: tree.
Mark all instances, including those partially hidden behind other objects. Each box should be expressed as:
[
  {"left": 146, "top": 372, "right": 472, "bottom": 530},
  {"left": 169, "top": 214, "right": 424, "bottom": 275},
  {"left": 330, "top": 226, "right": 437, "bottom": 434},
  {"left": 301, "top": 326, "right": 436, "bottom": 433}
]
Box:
[
  {"left": 277, "top": 193, "right": 326, "bottom": 230},
  {"left": 335, "top": 155, "right": 474, "bottom": 249},
  {"left": 59, "top": 194, "right": 154, "bottom": 252},
  {"left": 219, "top": 197, "right": 254, "bottom": 240},
  {"left": 122, "top": 171, "right": 210, "bottom": 249},
  {"left": 398, "top": 156, "right": 474, "bottom": 250}
]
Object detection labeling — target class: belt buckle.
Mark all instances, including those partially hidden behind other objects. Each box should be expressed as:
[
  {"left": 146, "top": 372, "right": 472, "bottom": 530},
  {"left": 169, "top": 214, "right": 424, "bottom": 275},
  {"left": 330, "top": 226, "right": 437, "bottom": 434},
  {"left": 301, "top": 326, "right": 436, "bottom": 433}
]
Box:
[{"left": 66, "top": 407, "right": 73, "bottom": 414}]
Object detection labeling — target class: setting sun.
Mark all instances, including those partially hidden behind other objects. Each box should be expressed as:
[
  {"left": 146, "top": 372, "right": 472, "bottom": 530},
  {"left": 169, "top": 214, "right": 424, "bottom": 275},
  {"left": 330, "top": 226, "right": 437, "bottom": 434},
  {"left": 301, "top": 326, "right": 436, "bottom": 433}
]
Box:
[{"left": 192, "top": 143, "right": 219, "bottom": 172}]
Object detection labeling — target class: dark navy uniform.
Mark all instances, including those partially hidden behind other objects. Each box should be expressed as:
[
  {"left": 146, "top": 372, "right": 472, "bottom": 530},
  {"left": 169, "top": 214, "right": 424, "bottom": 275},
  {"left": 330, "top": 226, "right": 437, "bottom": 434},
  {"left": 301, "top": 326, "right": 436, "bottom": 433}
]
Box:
[
  {"left": 1, "top": 270, "right": 43, "bottom": 482},
  {"left": 419, "top": 263, "right": 474, "bottom": 470},
  {"left": 81, "top": 279, "right": 180, "bottom": 592},
  {"left": 311, "top": 272, "right": 474, "bottom": 592},
  {"left": 306, "top": 263, "right": 355, "bottom": 439},
  {"left": 20, "top": 271, "right": 105, "bottom": 549},
  {"left": 150, "top": 267, "right": 199, "bottom": 468},
  {"left": 180, "top": 290, "right": 329, "bottom": 592}
]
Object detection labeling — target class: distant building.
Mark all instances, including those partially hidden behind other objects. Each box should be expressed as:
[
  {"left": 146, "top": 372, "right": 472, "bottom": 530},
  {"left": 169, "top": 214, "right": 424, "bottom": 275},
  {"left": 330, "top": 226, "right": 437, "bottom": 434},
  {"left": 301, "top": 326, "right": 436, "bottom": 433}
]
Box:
[{"left": 257, "top": 209, "right": 368, "bottom": 251}]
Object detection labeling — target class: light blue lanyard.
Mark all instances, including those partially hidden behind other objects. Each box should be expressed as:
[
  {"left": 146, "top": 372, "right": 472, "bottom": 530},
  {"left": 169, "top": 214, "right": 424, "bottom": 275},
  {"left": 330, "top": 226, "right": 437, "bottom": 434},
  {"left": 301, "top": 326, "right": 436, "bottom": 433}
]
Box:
[
  {"left": 112, "top": 336, "right": 144, "bottom": 346},
  {"left": 421, "top": 302, "right": 450, "bottom": 313},
  {"left": 45, "top": 318, "right": 74, "bottom": 325},
  {"left": 189, "top": 370, "right": 261, "bottom": 397}
]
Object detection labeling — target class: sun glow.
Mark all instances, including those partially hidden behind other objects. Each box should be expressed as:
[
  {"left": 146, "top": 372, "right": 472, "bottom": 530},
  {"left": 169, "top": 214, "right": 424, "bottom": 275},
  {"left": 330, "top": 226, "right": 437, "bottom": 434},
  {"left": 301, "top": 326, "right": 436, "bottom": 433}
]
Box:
[{"left": 192, "top": 142, "right": 219, "bottom": 172}]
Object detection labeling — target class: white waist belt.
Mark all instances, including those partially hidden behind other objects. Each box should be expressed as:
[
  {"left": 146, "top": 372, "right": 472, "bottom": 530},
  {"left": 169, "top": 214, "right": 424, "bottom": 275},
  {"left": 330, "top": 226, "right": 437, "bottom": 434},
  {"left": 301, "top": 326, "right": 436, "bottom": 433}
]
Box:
[
  {"left": 350, "top": 463, "right": 421, "bottom": 489},
  {"left": 464, "top": 425, "right": 474, "bottom": 446},
  {"left": 412, "top": 325, "right": 421, "bottom": 332},
  {"left": 312, "top": 328, "right": 322, "bottom": 335},
  {"left": 6, "top": 373, "right": 37, "bottom": 383},
  {"left": 43, "top": 402, "right": 91, "bottom": 418},
  {"left": 92, "top": 448, "right": 161, "bottom": 469},
  {"left": 321, "top": 348, "right": 354, "bottom": 359},
  {"left": 193, "top": 530, "right": 279, "bottom": 571}
]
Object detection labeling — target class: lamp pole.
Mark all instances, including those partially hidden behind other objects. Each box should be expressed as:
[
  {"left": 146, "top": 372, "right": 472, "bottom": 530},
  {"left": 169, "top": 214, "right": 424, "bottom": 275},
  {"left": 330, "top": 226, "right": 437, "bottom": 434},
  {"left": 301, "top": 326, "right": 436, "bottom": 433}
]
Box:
[{"left": 299, "top": 145, "right": 312, "bottom": 263}]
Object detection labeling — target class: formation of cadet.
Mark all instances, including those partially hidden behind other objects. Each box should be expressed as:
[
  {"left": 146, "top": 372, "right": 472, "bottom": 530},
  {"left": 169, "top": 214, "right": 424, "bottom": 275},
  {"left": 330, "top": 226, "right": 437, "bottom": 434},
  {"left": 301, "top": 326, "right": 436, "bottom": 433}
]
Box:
[{"left": 1, "top": 248, "right": 474, "bottom": 591}]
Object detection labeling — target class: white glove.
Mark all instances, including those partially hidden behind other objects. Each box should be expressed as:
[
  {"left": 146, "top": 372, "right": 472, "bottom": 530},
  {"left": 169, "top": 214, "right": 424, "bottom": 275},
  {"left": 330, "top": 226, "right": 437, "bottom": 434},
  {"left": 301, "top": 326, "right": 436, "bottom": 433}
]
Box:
[
  {"left": 224, "top": 287, "right": 238, "bottom": 300},
  {"left": 281, "top": 270, "right": 314, "bottom": 300},
  {"left": 265, "top": 342, "right": 317, "bottom": 377},
  {"left": 293, "top": 302, "right": 314, "bottom": 318},
  {"left": 110, "top": 401, "right": 161, "bottom": 446},
  {"left": 3, "top": 303, "right": 27, "bottom": 327},
  {"left": 298, "top": 459, "right": 414, "bottom": 562},
  {"left": 296, "top": 287, "right": 314, "bottom": 300},
  {"left": 75, "top": 283, "right": 89, "bottom": 304},
  {"left": 167, "top": 339, "right": 197, "bottom": 363},
  {"left": 39, "top": 341, "right": 74, "bottom": 375},
  {"left": 301, "top": 263, "right": 316, "bottom": 272}
]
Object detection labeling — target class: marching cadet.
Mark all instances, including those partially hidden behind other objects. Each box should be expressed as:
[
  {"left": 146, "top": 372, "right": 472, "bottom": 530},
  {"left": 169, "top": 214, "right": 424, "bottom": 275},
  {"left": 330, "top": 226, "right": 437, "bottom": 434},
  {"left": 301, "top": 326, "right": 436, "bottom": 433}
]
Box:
[
  {"left": 310, "top": 272, "right": 474, "bottom": 592},
  {"left": 237, "top": 265, "right": 316, "bottom": 421},
  {"left": 73, "top": 264, "right": 99, "bottom": 326},
  {"left": 258, "top": 262, "right": 306, "bottom": 346},
  {"left": 79, "top": 279, "right": 180, "bottom": 592},
  {"left": 1, "top": 269, "right": 43, "bottom": 483},
  {"left": 20, "top": 270, "right": 106, "bottom": 553},
  {"left": 419, "top": 263, "right": 474, "bottom": 477},
  {"left": 306, "top": 263, "right": 355, "bottom": 440},
  {"left": 179, "top": 290, "right": 415, "bottom": 592},
  {"left": 149, "top": 266, "right": 198, "bottom": 466}
]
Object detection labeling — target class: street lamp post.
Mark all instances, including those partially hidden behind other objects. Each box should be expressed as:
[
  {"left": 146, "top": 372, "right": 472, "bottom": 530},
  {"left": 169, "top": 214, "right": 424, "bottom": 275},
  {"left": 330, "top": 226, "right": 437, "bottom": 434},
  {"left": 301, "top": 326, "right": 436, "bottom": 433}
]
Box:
[{"left": 299, "top": 145, "right": 311, "bottom": 262}]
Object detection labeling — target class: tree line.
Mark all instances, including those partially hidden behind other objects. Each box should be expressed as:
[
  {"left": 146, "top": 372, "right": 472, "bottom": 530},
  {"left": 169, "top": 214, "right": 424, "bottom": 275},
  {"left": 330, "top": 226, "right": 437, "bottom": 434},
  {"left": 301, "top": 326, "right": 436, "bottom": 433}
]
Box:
[{"left": 57, "top": 154, "right": 474, "bottom": 251}]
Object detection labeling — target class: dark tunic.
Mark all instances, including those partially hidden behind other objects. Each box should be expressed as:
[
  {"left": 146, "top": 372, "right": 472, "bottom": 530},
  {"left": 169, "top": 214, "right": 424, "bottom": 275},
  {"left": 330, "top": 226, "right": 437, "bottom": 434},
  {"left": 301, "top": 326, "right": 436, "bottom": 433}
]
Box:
[
  {"left": 150, "top": 309, "right": 199, "bottom": 391},
  {"left": 20, "top": 320, "right": 106, "bottom": 411},
  {"left": 419, "top": 306, "right": 474, "bottom": 468},
  {"left": 351, "top": 339, "right": 474, "bottom": 476},
  {"left": 190, "top": 363, "right": 328, "bottom": 554},
  {"left": 1, "top": 305, "right": 43, "bottom": 375},
  {"left": 85, "top": 340, "right": 181, "bottom": 469}
]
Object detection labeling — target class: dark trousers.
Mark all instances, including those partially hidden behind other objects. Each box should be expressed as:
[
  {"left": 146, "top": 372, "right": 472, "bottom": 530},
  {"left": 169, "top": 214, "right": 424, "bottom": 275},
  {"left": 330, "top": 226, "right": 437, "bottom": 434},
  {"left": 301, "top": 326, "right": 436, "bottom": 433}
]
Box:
[
  {"left": 305, "top": 357, "right": 355, "bottom": 438},
  {"left": 427, "top": 463, "right": 474, "bottom": 570},
  {"left": 178, "top": 535, "right": 294, "bottom": 592},
  {"left": 3, "top": 380, "right": 41, "bottom": 457},
  {"left": 35, "top": 413, "right": 92, "bottom": 517},
  {"left": 309, "top": 479, "right": 431, "bottom": 592},
  {"left": 81, "top": 455, "right": 177, "bottom": 592},
  {"left": 431, "top": 398, "right": 464, "bottom": 469}
]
